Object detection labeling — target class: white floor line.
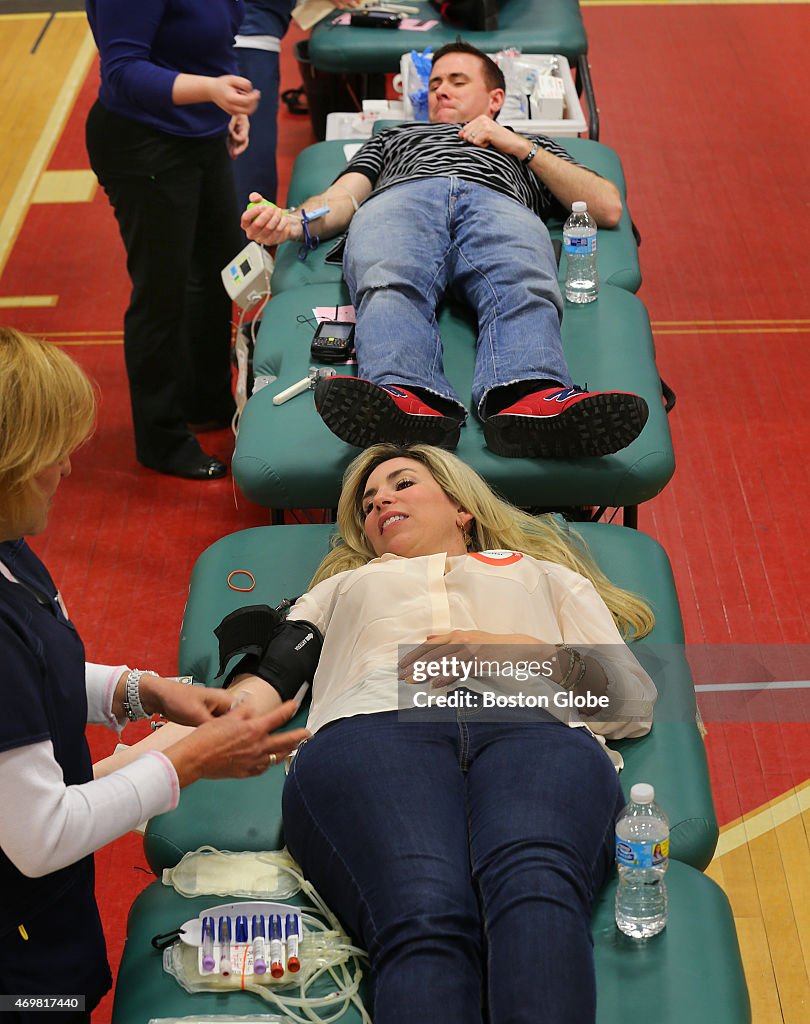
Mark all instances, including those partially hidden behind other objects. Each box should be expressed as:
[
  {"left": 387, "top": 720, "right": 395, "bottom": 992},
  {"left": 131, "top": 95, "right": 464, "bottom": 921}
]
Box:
[
  {"left": 713, "top": 783, "right": 810, "bottom": 859},
  {"left": 695, "top": 681, "right": 810, "bottom": 692}
]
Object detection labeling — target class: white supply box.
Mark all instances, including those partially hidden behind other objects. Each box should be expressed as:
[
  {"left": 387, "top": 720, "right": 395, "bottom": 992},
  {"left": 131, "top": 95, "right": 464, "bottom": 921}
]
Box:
[
  {"left": 325, "top": 102, "right": 406, "bottom": 142},
  {"left": 325, "top": 54, "right": 586, "bottom": 141},
  {"left": 399, "top": 51, "right": 586, "bottom": 138}
]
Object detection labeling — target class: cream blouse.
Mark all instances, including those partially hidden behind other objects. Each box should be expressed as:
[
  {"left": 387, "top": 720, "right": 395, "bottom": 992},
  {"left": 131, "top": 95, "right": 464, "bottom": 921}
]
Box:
[{"left": 288, "top": 550, "right": 657, "bottom": 765}]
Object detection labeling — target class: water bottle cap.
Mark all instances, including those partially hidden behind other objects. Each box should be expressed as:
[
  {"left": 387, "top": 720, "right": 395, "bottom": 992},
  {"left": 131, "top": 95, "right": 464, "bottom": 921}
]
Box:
[
  {"left": 630, "top": 782, "right": 655, "bottom": 804},
  {"left": 571, "top": 201, "right": 588, "bottom": 213}
]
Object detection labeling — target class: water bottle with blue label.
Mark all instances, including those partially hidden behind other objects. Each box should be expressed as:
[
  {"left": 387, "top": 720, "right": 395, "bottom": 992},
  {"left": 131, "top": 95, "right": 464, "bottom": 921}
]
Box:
[
  {"left": 615, "top": 782, "right": 669, "bottom": 938},
  {"left": 563, "top": 201, "right": 598, "bottom": 303}
]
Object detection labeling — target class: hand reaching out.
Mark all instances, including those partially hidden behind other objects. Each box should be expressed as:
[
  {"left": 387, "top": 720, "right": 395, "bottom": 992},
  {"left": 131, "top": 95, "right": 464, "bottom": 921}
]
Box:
[
  {"left": 165, "top": 700, "right": 310, "bottom": 786},
  {"left": 241, "top": 191, "right": 302, "bottom": 246}
]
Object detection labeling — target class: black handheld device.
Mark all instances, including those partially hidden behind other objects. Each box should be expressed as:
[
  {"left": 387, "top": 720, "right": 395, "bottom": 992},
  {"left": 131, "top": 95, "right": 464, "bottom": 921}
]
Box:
[
  {"left": 311, "top": 320, "right": 356, "bottom": 363},
  {"left": 349, "top": 10, "right": 402, "bottom": 28}
]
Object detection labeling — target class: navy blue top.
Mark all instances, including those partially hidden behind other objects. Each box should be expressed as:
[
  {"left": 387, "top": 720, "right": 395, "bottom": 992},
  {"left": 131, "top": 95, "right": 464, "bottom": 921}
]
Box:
[
  {"left": 0, "top": 540, "right": 111, "bottom": 1012},
  {"left": 240, "top": 0, "right": 295, "bottom": 40},
  {"left": 85, "top": 0, "right": 244, "bottom": 138}
]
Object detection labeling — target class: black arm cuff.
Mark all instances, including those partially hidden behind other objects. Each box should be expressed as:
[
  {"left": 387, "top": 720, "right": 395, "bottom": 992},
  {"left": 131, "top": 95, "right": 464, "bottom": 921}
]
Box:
[
  {"left": 252, "top": 619, "right": 323, "bottom": 701},
  {"left": 215, "top": 605, "right": 323, "bottom": 702}
]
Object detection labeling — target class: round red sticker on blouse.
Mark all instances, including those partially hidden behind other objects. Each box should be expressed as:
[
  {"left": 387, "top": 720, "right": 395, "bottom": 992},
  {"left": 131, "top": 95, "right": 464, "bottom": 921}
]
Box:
[{"left": 470, "top": 550, "right": 523, "bottom": 566}]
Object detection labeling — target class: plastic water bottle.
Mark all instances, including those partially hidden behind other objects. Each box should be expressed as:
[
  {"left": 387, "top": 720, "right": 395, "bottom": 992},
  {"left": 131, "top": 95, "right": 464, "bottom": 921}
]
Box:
[
  {"left": 615, "top": 783, "right": 669, "bottom": 938},
  {"left": 563, "top": 201, "right": 598, "bottom": 303}
]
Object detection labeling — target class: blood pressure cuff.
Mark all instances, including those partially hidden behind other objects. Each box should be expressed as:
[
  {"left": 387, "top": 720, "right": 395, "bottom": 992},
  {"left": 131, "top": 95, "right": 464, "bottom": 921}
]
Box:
[{"left": 214, "top": 604, "right": 323, "bottom": 702}]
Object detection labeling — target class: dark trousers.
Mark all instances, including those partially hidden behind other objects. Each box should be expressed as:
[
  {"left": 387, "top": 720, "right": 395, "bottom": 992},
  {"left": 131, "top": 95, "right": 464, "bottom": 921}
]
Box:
[
  {"left": 86, "top": 101, "right": 242, "bottom": 465},
  {"left": 233, "top": 47, "right": 281, "bottom": 209}
]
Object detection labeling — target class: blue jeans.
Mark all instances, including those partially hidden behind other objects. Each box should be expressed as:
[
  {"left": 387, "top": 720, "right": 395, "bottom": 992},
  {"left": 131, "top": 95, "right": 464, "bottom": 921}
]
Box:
[
  {"left": 282, "top": 711, "right": 624, "bottom": 1024},
  {"left": 342, "top": 178, "right": 572, "bottom": 419}
]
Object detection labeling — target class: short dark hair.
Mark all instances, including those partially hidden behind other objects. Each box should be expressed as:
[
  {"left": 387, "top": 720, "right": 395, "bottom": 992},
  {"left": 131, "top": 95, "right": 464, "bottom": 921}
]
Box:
[{"left": 430, "top": 40, "right": 506, "bottom": 94}]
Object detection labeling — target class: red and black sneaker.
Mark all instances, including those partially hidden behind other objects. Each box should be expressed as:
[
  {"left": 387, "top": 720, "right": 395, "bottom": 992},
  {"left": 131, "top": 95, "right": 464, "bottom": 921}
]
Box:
[
  {"left": 314, "top": 377, "right": 463, "bottom": 450},
  {"left": 483, "top": 385, "right": 649, "bottom": 459}
]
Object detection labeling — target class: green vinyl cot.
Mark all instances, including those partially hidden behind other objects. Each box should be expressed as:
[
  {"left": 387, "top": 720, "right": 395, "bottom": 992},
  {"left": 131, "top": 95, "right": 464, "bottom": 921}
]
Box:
[
  {"left": 144, "top": 521, "right": 715, "bottom": 875},
  {"left": 231, "top": 283, "right": 674, "bottom": 521},
  {"left": 309, "top": 0, "right": 587, "bottom": 73},
  {"left": 119, "top": 522, "right": 746, "bottom": 1023},
  {"left": 271, "top": 137, "right": 641, "bottom": 295}
]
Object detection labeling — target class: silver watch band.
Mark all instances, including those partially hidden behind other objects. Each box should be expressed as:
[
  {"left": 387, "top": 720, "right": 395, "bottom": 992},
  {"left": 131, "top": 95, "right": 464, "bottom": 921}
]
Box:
[{"left": 557, "top": 645, "right": 586, "bottom": 691}]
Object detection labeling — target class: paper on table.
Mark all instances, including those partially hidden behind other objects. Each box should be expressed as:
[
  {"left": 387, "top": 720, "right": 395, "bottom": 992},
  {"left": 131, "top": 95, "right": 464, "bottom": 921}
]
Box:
[
  {"left": 313, "top": 305, "right": 356, "bottom": 323},
  {"left": 291, "top": 0, "right": 336, "bottom": 31},
  {"left": 401, "top": 18, "right": 438, "bottom": 29},
  {"left": 330, "top": 11, "right": 438, "bottom": 28}
]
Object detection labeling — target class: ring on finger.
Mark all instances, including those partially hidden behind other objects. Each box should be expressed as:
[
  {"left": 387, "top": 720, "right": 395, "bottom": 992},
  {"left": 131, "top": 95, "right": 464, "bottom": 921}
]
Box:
[{"left": 268, "top": 752, "right": 278, "bottom": 766}]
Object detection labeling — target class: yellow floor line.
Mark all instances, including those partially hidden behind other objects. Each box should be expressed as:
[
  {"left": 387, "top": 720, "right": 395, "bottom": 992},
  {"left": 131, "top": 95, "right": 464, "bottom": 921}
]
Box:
[
  {"left": 654, "top": 326, "right": 810, "bottom": 334},
  {"left": 32, "top": 169, "right": 97, "bottom": 205},
  {"left": 46, "top": 329, "right": 123, "bottom": 337},
  {"left": 0, "top": 295, "right": 58, "bottom": 308},
  {"left": 52, "top": 338, "right": 123, "bottom": 347},
  {"left": 0, "top": 12, "right": 87, "bottom": 21},
  {"left": 0, "top": 21, "right": 96, "bottom": 279},
  {"left": 713, "top": 780, "right": 810, "bottom": 859},
  {"left": 652, "top": 319, "right": 810, "bottom": 325}
]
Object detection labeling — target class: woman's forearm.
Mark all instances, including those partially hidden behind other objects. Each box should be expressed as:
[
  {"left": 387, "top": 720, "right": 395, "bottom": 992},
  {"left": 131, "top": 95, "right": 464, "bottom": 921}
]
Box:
[
  {"left": 171, "top": 73, "right": 214, "bottom": 106},
  {"left": 1, "top": 742, "right": 177, "bottom": 877}
]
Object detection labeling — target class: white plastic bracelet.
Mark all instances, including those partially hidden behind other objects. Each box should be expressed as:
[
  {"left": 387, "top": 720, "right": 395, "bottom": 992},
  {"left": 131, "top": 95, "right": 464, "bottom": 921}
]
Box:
[{"left": 122, "top": 668, "right": 149, "bottom": 722}]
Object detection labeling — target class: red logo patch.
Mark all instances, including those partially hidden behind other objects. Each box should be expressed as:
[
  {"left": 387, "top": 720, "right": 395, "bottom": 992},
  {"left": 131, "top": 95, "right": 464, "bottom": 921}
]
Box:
[{"left": 470, "top": 550, "right": 523, "bottom": 566}]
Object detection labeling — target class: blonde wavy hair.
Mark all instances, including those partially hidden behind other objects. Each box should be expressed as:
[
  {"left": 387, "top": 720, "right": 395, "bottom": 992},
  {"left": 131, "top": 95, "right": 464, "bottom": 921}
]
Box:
[
  {"left": 311, "top": 443, "right": 654, "bottom": 640},
  {"left": 0, "top": 327, "right": 96, "bottom": 527}
]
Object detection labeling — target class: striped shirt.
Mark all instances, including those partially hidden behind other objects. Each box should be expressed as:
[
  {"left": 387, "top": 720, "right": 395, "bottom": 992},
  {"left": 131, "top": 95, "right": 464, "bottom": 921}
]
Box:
[{"left": 344, "top": 121, "right": 584, "bottom": 223}]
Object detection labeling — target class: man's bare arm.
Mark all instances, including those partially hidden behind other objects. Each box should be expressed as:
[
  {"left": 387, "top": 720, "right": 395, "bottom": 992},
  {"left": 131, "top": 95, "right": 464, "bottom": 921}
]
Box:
[
  {"left": 241, "top": 172, "right": 374, "bottom": 246},
  {"left": 459, "top": 116, "right": 623, "bottom": 228},
  {"left": 525, "top": 145, "right": 623, "bottom": 228}
]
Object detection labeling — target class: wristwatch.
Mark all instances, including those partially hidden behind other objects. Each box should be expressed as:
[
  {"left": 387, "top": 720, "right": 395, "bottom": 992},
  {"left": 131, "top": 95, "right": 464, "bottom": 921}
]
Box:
[
  {"left": 557, "top": 645, "right": 586, "bottom": 691},
  {"left": 522, "top": 140, "right": 541, "bottom": 165}
]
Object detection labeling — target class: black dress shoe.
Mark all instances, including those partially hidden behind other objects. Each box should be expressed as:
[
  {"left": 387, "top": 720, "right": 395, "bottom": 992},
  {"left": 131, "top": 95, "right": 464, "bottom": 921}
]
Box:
[{"left": 143, "top": 452, "right": 228, "bottom": 480}]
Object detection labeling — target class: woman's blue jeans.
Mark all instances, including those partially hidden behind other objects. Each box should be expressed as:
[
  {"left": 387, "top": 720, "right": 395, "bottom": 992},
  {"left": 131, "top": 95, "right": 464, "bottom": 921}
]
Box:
[
  {"left": 342, "top": 178, "right": 572, "bottom": 419},
  {"left": 282, "top": 711, "right": 624, "bottom": 1024}
]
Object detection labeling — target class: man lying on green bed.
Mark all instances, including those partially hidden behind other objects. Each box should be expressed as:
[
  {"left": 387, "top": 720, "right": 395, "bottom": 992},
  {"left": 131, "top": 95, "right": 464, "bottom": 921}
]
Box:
[{"left": 243, "top": 41, "right": 647, "bottom": 460}]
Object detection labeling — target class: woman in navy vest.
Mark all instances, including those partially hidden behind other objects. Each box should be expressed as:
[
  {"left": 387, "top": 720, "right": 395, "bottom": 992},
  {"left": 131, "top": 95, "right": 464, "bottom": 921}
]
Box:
[{"left": 0, "top": 328, "right": 308, "bottom": 1021}]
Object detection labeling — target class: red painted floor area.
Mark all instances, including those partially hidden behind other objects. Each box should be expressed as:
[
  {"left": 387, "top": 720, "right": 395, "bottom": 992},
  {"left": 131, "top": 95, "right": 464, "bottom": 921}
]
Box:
[{"left": 1, "top": 11, "right": 809, "bottom": 1022}]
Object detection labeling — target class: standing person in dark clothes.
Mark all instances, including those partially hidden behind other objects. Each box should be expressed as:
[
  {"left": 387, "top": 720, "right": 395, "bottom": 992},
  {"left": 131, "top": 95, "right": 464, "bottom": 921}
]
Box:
[{"left": 85, "top": 1, "right": 259, "bottom": 479}]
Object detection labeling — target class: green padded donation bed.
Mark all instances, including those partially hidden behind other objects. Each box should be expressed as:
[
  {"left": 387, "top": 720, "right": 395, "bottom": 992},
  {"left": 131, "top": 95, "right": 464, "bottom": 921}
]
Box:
[
  {"left": 112, "top": 861, "right": 749, "bottom": 1024},
  {"left": 272, "top": 137, "right": 641, "bottom": 295},
  {"left": 144, "top": 522, "right": 715, "bottom": 875},
  {"left": 231, "top": 283, "right": 674, "bottom": 520},
  {"left": 118, "top": 524, "right": 747, "bottom": 1023},
  {"left": 309, "top": 0, "right": 587, "bottom": 74}
]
